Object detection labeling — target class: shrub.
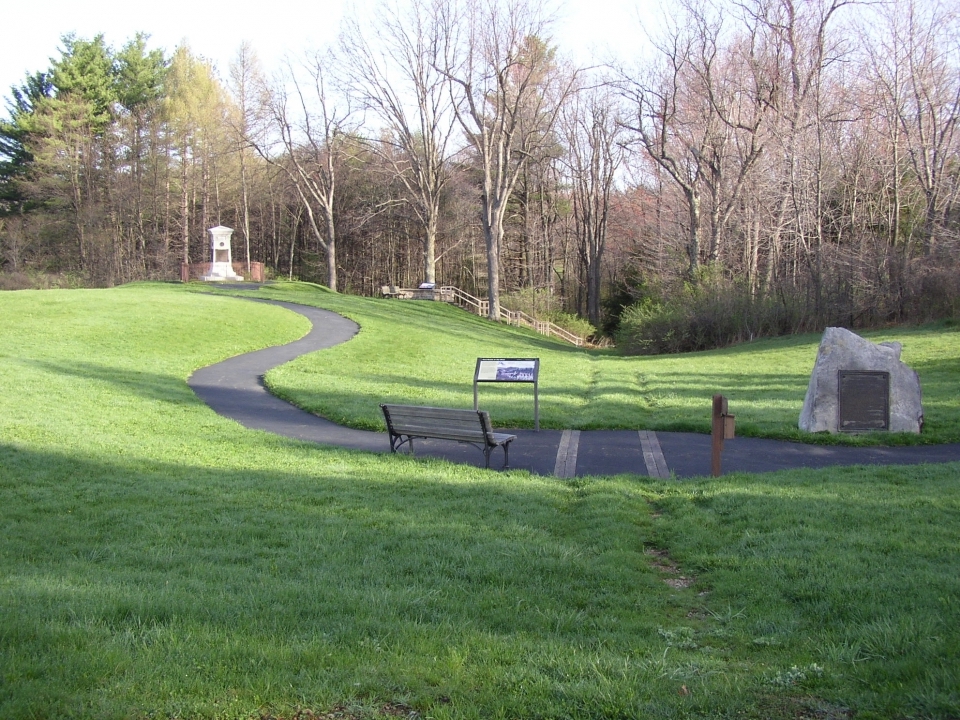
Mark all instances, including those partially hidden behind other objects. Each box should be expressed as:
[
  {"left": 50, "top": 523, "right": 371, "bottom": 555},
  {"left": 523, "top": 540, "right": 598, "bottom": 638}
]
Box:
[
  {"left": 0, "top": 271, "right": 85, "bottom": 291},
  {"left": 500, "top": 287, "right": 563, "bottom": 316},
  {"left": 615, "top": 277, "right": 806, "bottom": 355},
  {"left": 0, "top": 272, "right": 34, "bottom": 291},
  {"left": 544, "top": 311, "right": 596, "bottom": 339},
  {"left": 500, "top": 288, "right": 598, "bottom": 339},
  {"left": 906, "top": 267, "right": 960, "bottom": 322}
]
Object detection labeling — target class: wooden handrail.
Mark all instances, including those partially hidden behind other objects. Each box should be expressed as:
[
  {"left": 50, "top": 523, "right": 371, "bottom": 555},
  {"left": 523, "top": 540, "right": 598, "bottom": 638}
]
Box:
[{"left": 439, "top": 286, "right": 584, "bottom": 347}]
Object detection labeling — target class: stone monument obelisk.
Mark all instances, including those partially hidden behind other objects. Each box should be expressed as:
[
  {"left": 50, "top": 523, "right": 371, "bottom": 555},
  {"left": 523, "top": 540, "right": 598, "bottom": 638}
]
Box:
[{"left": 202, "top": 226, "right": 243, "bottom": 282}]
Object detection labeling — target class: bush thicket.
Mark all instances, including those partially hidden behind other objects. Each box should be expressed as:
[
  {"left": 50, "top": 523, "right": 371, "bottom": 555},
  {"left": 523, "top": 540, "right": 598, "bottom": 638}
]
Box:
[{"left": 615, "top": 263, "right": 960, "bottom": 355}]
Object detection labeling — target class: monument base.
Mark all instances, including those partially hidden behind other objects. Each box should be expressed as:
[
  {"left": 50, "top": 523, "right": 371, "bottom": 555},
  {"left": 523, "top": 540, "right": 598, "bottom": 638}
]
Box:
[{"left": 202, "top": 262, "right": 244, "bottom": 282}]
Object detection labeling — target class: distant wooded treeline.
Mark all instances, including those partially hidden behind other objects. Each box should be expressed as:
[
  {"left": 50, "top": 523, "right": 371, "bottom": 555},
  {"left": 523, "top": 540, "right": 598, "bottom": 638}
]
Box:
[{"left": 1, "top": 0, "right": 958, "bottom": 348}]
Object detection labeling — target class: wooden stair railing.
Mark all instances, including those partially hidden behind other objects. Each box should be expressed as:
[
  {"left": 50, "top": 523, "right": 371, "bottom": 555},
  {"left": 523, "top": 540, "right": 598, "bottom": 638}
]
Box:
[{"left": 439, "top": 286, "right": 585, "bottom": 347}]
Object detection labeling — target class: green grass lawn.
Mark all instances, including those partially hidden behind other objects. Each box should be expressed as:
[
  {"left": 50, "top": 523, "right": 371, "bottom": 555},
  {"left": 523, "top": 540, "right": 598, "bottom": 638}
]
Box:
[
  {"left": 247, "top": 282, "right": 960, "bottom": 445},
  {"left": 1, "top": 282, "right": 958, "bottom": 719}
]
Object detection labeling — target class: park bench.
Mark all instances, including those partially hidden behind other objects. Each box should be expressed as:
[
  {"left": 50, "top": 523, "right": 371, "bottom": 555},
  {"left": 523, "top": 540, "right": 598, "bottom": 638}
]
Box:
[{"left": 380, "top": 403, "right": 517, "bottom": 469}]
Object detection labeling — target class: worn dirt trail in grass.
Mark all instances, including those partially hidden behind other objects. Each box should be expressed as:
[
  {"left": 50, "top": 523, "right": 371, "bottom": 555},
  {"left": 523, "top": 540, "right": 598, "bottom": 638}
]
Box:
[{"left": 189, "top": 298, "right": 960, "bottom": 478}]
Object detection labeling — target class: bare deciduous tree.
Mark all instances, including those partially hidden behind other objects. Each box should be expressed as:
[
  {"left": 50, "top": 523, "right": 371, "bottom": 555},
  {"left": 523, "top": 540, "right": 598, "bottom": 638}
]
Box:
[
  {"left": 885, "top": 0, "right": 960, "bottom": 256},
  {"left": 440, "top": 0, "right": 574, "bottom": 319},
  {"left": 255, "top": 53, "right": 351, "bottom": 291},
  {"left": 746, "top": 0, "right": 853, "bottom": 311},
  {"left": 563, "top": 82, "right": 625, "bottom": 325},
  {"left": 229, "top": 41, "right": 266, "bottom": 275},
  {"left": 340, "top": 0, "right": 457, "bottom": 285},
  {"left": 619, "top": 1, "right": 724, "bottom": 276}
]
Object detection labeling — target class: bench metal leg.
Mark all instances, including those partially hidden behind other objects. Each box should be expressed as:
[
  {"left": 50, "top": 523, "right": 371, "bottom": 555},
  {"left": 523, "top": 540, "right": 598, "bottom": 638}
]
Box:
[
  {"left": 487, "top": 442, "right": 511, "bottom": 470},
  {"left": 391, "top": 431, "right": 512, "bottom": 470},
  {"left": 388, "top": 433, "right": 415, "bottom": 456},
  {"left": 483, "top": 444, "right": 511, "bottom": 470}
]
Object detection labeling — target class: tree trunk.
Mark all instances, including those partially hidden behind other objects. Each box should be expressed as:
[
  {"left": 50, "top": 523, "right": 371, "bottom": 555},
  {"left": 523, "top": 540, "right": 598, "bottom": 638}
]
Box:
[
  {"left": 325, "top": 209, "right": 338, "bottom": 292},
  {"left": 180, "top": 153, "right": 189, "bottom": 264},
  {"left": 687, "top": 188, "right": 701, "bottom": 275},
  {"left": 482, "top": 192, "right": 503, "bottom": 320},
  {"left": 423, "top": 214, "right": 437, "bottom": 285}
]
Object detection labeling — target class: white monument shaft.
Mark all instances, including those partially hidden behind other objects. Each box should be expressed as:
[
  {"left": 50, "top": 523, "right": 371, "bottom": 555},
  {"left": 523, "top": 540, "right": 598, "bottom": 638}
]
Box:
[{"left": 202, "top": 226, "right": 243, "bottom": 282}]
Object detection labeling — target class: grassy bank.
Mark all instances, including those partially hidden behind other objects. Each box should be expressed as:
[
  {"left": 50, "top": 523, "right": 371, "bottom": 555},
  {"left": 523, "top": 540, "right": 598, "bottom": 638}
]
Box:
[
  {"left": 0, "top": 283, "right": 957, "bottom": 718},
  {"left": 244, "top": 282, "right": 960, "bottom": 445}
]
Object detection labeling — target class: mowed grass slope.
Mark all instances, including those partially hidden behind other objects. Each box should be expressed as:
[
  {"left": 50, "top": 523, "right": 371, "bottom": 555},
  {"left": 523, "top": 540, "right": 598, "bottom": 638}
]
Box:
[
  {"left": 0, "top": 283, "right": 957, "bottom": 719},
  {"left": 252, "top": 282, "right": 960, "bottom": 444}
]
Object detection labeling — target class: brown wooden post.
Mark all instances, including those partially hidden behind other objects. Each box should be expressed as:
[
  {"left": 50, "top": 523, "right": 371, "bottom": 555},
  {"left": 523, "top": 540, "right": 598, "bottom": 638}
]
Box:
[{"left": 711, "top": 394, "right": 728, "bottom": 477}]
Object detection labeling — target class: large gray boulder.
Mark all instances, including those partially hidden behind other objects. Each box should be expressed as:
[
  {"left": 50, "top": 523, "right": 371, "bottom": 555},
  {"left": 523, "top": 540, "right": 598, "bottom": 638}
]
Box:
[{"left": 799, "top": 327, "right": 923, "bottom": 433}]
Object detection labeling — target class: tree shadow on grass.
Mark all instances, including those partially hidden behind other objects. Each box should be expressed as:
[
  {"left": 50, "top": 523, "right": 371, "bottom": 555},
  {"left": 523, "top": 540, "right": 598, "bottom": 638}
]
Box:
[
  {"left": 3, "top": 440, "right": 959, "bottom": 718},
  {"left": 0, "top": 439, "right": 684, "bottom": 716},
  {"left": 18, "top": 358, "right": 199, "bottom": 405}
]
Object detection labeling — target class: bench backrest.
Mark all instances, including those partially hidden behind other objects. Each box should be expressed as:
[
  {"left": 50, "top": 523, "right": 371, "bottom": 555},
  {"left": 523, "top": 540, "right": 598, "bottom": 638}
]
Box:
[{"left": 381, "top": 404, "right": 497, "bottom": 445}]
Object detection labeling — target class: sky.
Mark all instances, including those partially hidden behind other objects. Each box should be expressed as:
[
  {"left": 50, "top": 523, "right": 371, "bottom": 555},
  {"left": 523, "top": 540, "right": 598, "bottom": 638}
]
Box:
[{"left": 0, "top": 0, "right": 654, "bottom": 101}]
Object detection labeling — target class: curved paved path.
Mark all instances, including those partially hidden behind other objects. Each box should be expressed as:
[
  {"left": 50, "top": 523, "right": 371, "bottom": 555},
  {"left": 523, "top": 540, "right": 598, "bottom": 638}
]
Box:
[
  {"left": 190, "top": 300, "right": 381, "bottom": 453},
  {"left": 189, "top": 298, "right": 960, "bottom": 478}
]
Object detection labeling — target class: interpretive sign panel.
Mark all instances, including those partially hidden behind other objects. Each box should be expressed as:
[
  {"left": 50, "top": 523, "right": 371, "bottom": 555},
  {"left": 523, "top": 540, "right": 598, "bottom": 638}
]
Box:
[
  {"left": 474, "top": 358, "right": 540, "bottom": 431},
  {"left": 475, "top": 358, "right": 539, "bottom": 383},
  {"left": 838, "top": 370, "right": 890, "bottom": 432}
]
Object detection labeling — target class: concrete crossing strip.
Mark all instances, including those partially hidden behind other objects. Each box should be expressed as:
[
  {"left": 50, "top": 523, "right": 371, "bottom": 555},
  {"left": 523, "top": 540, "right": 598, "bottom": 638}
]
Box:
[
  {"left": 638, "top": 430, "right": 671, "bottom": 478},
  {"left": 554, "top": 429, "right": 581, "bottom": 477}
]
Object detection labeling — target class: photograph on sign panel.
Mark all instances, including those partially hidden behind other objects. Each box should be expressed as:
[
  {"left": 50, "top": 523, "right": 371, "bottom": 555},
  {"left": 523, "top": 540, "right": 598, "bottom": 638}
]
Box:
[{"left": 496, "top": 360, "right": 536, "bottom": 381}]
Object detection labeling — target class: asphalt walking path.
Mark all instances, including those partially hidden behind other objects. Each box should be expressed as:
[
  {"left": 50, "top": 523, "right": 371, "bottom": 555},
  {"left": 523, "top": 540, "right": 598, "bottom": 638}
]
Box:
[{"left": 188, "top": 298, "right": 960, "bottom": 479}]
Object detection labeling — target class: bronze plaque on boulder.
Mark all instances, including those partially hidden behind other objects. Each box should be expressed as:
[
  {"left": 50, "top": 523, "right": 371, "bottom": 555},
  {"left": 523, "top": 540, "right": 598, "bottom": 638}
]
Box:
[{"left": 838, "top": 371, "right": 890, "bottom": 432}]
